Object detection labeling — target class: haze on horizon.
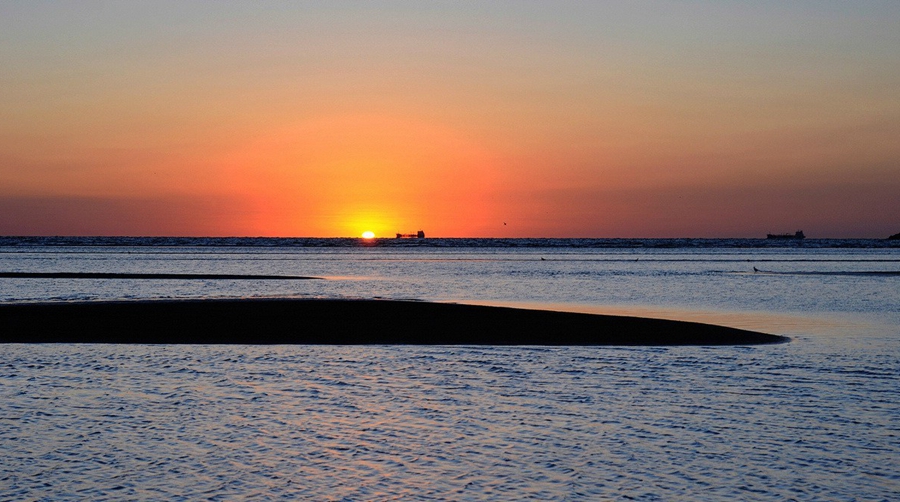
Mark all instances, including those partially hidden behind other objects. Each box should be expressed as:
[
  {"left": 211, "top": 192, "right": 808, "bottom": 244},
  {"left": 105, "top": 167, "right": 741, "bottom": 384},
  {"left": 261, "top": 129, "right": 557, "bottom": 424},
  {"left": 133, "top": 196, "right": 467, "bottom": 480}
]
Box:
[{"left": 1, "top": 1, "right": 898, "bottom": 238}]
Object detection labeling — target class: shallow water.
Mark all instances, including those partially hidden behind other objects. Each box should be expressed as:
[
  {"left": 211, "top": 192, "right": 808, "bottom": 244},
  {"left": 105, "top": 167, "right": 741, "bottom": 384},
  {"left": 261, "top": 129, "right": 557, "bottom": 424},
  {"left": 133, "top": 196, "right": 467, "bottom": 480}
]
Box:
[
  {"left": 2, "top": 244, "right": 898, "bottom": 330},
  {"left": 1, "top": 240, "right": 898, "bottom": 500},
  {"left": 2, "top": 342, "right": 897, "bottom": 501}
]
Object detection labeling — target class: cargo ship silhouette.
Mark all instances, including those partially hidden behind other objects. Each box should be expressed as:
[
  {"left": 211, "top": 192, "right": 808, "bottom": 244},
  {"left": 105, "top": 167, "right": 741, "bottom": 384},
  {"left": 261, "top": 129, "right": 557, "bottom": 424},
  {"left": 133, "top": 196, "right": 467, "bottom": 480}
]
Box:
[
  {"left": 396, "top": 230, "right": 425, "bottom": 239},
  {"left": 767, "top": 230, "right": 805, "bottom": 240}
]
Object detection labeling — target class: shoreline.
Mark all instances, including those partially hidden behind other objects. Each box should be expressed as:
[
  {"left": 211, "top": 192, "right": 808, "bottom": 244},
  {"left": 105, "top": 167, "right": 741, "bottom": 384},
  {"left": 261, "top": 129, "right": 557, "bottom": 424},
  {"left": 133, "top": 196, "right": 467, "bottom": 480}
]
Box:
[{"left": 0, "top": 298, "right": 788, "bottom": 345}]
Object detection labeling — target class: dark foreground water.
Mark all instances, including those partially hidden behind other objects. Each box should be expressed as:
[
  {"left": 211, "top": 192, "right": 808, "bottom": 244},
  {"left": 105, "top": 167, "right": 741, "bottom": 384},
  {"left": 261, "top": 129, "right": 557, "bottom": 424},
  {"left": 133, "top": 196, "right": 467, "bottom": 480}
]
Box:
[
  {"left": 2, "top": 342, "right": 897, "bottom": 501},
  {"left": 1, "top": 238, "right": 898, "bottom": 500}
]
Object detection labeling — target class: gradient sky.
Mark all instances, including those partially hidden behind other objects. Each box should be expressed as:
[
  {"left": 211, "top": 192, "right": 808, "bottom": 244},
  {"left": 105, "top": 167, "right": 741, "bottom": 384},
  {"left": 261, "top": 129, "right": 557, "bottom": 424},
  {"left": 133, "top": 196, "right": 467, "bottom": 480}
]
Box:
[{"left": 2, "top": 1, "right": 898, "bottom": 237}]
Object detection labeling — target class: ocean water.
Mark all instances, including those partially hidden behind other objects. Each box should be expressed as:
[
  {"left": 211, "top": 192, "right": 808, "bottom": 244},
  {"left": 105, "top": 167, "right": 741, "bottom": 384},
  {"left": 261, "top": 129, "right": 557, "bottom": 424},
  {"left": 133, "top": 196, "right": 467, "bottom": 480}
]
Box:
[{"left": 1, "top": 238, "right": 898, "bottom": 500}]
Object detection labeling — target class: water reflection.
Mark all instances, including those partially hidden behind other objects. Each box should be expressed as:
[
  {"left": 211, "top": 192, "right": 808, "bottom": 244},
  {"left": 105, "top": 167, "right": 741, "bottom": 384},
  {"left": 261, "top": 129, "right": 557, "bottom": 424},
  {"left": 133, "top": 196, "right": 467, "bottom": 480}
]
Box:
[
  {"left": 1, "top": 343, "right": 897, "bottom": 500},
  {"left": 462, "top": 300, "right": 896, "bottom": 339}
]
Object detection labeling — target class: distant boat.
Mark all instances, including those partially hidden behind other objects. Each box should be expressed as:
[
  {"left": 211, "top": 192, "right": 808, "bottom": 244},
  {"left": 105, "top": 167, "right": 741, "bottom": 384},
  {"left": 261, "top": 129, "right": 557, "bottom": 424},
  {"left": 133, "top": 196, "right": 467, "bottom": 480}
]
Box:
[
  {"left": 767, "top": 230, "right": 805, "bottom": 240},
  {"left": 396, "top": 230, "right": 425, "bottom": 239}
]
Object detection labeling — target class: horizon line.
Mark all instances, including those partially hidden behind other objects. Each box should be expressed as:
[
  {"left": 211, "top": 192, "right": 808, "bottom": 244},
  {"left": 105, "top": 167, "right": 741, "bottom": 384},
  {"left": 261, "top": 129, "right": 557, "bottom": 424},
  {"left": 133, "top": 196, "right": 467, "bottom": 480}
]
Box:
[{"left": 2, "top": 234, "right": 897, "bottom": 240}]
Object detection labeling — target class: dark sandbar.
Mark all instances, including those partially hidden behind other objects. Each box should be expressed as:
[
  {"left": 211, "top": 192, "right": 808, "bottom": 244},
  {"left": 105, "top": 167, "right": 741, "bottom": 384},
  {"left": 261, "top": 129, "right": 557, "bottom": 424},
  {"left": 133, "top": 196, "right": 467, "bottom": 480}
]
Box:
[
  {"left": 0, "top": 299, "right": 788, "bottom": 345},
  {"left": 0, "top": 272, "right": 320, "bottom": 280}
]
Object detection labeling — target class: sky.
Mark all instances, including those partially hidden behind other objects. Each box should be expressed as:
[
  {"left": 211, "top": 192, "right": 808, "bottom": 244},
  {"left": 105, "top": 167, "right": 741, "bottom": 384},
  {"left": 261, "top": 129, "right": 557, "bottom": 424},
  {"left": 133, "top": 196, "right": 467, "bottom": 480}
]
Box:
[{"left": 1, "top": 1, "right": 898, "bottom": 238}]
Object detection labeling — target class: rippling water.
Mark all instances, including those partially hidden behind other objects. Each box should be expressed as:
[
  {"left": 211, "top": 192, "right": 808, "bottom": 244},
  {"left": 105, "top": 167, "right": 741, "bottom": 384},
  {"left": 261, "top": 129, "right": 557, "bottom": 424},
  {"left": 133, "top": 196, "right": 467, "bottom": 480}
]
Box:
[
  {"left": 1, "top": 239, "right": 898, "bottom": 500},
  {"left": 2, "top": 342, "right": 897, "bottom": 501}
]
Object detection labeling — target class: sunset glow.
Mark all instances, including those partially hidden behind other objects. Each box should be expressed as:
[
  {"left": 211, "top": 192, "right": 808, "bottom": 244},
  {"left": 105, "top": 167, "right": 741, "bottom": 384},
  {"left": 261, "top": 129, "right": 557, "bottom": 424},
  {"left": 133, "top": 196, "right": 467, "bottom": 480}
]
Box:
[
  {"left": 361, "top": 231, "right": 375, "bottom": 239},
  {"left": 1, "top": 2, "right": 898, "bottom": 237}
]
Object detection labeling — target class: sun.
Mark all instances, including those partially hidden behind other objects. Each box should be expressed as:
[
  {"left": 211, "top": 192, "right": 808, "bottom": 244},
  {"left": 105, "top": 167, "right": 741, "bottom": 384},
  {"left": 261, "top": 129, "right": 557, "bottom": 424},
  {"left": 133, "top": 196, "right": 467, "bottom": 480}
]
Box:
[{"left": 361, "top": 231, "right": 375, "bottom": 239}]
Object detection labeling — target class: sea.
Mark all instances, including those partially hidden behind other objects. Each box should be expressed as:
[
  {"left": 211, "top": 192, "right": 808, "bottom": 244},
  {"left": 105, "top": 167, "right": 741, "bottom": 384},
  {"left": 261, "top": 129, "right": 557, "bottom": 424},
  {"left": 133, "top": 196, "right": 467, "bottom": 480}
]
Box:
[{"left": 1, "top": 237, "right": 898, "bottom": 500}]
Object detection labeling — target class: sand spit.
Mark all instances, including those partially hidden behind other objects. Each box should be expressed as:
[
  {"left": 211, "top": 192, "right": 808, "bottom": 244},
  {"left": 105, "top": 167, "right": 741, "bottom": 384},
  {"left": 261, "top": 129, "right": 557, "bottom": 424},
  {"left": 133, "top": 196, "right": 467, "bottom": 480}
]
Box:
[
  {"left": 0, "top": 299, "right": 789, "bottom": 346},
  {"left": 0, "top": 272, "right": 320, "bottom": 280}
]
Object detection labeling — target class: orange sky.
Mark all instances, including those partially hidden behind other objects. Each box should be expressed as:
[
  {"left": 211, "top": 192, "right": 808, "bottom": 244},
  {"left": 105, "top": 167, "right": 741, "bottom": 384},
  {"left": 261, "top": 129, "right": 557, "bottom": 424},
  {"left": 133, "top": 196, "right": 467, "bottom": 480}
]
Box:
[{"left": 1, "top": 2, "right": 898, "bottom": 237}]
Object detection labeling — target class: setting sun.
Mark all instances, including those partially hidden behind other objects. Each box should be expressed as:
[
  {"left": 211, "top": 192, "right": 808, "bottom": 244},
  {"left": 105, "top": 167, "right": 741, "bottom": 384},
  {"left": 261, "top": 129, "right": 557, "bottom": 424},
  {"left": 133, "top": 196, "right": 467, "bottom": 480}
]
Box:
[
  {"left": 361, "top": 231, "right": 375, "bottom": 239},
  {"left": 0, "top": 2, "right": 897, "bottom": 240}
]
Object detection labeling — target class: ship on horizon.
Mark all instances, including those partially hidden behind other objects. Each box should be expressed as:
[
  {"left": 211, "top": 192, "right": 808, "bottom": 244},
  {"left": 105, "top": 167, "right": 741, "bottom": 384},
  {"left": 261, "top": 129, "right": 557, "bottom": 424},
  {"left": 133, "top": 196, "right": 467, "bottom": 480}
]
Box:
[
  {"left": 396, "top": 230, "right": 425, "bottom": 239},
  {"left": 767, "top": 230, "right": 805, "bottom": 240}
]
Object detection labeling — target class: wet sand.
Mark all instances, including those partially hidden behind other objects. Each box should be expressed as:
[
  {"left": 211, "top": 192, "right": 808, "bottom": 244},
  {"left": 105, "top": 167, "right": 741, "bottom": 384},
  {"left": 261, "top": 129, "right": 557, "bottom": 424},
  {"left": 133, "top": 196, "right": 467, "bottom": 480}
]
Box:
[{"left": 0, "top": 299, "right": 787, "bottom": 345}]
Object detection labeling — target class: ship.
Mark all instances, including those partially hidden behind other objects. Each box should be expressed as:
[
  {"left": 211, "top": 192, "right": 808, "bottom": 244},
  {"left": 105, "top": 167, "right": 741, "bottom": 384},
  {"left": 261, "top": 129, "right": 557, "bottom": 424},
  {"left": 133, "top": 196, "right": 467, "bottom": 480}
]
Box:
[
  {"left": 396, "top": 230, "right": 425, "bottom": 239},
  {"left": 767, "top": 230, "right": 805, "bottom": 240}
]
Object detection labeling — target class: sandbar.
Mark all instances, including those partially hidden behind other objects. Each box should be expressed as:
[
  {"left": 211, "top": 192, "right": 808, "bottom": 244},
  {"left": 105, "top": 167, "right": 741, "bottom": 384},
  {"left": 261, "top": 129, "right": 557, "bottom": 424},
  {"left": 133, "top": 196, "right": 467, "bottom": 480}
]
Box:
[
  {"left": 0, "top": 299, "right": 788, "bottom": 345},
  {"left": 0, "top": 272, "right": 320, "bottom": 280}
]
